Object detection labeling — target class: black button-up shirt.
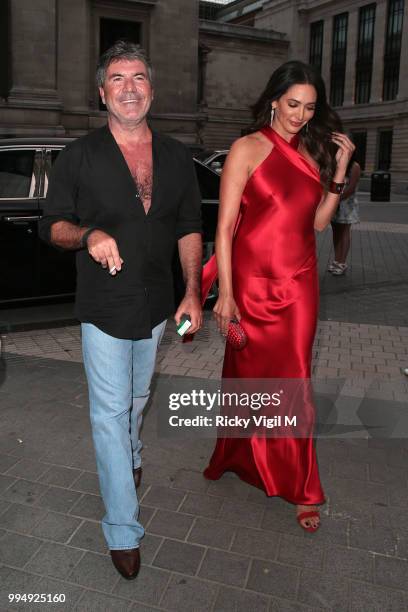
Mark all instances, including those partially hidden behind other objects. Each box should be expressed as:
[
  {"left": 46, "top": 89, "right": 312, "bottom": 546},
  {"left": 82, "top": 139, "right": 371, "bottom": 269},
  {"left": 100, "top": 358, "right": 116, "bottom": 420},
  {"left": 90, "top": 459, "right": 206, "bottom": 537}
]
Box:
[{"left": 39, "top": 125, "right": 202, "bottom": 339}]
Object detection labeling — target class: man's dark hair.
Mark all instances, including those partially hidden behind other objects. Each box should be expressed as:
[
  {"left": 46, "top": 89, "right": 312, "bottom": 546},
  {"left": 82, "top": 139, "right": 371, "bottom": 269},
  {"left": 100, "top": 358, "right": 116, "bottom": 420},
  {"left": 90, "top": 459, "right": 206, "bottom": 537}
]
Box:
[{"left": 96, "top": 40, "right": 153, "bottom": 87}]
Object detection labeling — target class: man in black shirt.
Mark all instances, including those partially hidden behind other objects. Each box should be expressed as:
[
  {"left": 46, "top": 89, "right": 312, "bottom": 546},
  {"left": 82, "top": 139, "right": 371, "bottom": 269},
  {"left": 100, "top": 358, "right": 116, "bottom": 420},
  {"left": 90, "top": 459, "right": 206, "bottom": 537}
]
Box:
[{"left": 39, "top": 41, "right": 202, "bottom": 579}]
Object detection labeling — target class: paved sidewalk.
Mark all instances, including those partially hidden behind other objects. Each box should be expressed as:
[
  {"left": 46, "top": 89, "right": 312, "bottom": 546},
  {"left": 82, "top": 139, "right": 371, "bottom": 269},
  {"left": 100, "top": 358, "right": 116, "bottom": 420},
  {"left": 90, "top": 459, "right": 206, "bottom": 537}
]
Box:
[
  {"left": 5, "top": 220, "right": 408, "bottom": 395},
  {"left": 1, "top": 215, "right": 408, "bottom": 611},
  {"left": 0, "top": 336, "right": 407, "bottom": 611},
  {"left": 3, "top": 314, "right": 408, "bottom": 400}
]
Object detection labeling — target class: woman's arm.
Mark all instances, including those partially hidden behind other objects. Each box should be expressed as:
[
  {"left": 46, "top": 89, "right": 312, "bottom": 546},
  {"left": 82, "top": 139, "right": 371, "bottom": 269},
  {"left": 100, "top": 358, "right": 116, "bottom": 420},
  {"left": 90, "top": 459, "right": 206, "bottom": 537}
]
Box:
[
  {"left": 213, "top": 135, "right": 268, "bottom": 334},
  {"left": 215, "top": 141, "right": 248, "bottom": 297},
  {"left": 314, "top": 132, "right": 355, "bottom": 231},
  {"left": 340, "top": 162, "right": 361, "bottom": 201}
]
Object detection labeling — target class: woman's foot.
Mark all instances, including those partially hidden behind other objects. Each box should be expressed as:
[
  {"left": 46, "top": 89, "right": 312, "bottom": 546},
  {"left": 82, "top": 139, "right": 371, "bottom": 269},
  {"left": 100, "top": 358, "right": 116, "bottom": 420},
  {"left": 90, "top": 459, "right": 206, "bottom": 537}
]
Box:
[
  {"left": 328, "top": 260, "right": 347, "bottom": 275},
  {"left": 296, "top": 505, "right": 320, "bottom": 532},
  {"left": 328, "top": 260, "right": 340, "bottom": 272}
]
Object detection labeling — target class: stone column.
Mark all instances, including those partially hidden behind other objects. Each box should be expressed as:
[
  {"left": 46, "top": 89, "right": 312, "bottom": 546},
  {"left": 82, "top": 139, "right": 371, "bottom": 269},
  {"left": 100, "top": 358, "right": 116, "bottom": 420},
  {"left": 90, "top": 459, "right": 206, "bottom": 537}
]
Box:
[
  {"left": 397, "top": 0, "right": 408, "bottom": 99},
  {"left": 294, "top": 9, "right": 307, "bottom": 60},
  {"left": 391, "top": 118, "right": 408, "bottom": 176},
  {"left": 57, "top": 0, "right": 91, "bottom": 114},
  {"left": 371, "top": 0, "right": 387, "bottom": 103},
  {"left": 365, "top": 127, "right": 378, "bottom": 173},
  {"left": 392, "top": 0, "right": 408, "bottom": 184},
  {"left": 148, "top": 0, "right": 199, "bottom": 141},
  {"left": 149, "top": 0, "right": 199, "bottom": 116},
  {"left": 198, "top": 43, "right": 212, "bottom": 107},
  {"left": 344, "top": 9, "right": 358, "bottom": 105},
  {"left": 7, "top": 0, "right": 61, "bottom": 109},
  {"left": 321, "top": 16, "right": 332, "bottom": 99}
]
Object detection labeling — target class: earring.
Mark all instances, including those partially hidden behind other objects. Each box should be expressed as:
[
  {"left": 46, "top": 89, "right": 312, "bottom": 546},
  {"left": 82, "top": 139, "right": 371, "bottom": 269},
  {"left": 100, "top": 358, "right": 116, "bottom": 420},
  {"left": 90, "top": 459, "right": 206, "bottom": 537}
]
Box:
[
  {"left": 270, "top": 107, "right": 275, "bottom": 126},
  {"left": 305, "top": 122, "right": 309, "bottom": 134}
]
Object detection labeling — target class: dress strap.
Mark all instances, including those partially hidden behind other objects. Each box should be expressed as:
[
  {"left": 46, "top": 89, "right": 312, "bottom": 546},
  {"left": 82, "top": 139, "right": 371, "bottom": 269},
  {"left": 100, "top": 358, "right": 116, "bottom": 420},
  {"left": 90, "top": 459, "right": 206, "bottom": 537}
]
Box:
[
  {"left": 261, "top": 125, "right": 300, "bottom": 150},
  {"left": 261, "top": 126, "right": 320, "bottom": 184}
]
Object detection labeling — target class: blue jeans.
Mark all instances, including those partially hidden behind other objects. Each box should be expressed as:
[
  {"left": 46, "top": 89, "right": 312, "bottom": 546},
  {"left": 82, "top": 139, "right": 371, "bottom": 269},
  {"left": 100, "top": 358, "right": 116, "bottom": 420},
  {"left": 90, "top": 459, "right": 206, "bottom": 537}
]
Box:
[{"left": 81, "top": 320, "right": 166, "bottom": 550}]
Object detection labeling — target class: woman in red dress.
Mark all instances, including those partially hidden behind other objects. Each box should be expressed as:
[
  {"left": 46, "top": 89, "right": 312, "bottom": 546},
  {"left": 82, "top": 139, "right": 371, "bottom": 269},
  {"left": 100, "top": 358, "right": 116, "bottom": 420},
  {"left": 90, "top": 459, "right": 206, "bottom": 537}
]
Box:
[{"left": 203, "top": 61, "right": 355, "bottom": 532}]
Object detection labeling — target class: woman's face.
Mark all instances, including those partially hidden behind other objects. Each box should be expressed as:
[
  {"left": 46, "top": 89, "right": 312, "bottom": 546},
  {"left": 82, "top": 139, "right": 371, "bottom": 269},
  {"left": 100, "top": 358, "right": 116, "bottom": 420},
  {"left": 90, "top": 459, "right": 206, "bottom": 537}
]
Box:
[{"left": 272, "top": 83, "right": 317, "bottom": 137}]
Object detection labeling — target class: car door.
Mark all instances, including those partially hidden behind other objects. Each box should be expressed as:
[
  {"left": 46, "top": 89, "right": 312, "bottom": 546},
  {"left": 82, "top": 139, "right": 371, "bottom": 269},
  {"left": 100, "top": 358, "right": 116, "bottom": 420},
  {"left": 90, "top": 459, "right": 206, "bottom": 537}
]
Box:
[
  {"left": 172, "top": 160, "right": 220, "bottom": 306},
  {"left": 0, "top": 147, "right": 42, "bottom": 301},
  {"left": 37, "top": 147, "right": 76, "bottom": 297},
  {"left": 193, "top": 159, "right": 220, "bottom": 262},
  {"left": 195, "top": 160, "right": 220, "bottom": 301},
  {"left": 208, "top": 152, "right": 228, "bottom": 174}
]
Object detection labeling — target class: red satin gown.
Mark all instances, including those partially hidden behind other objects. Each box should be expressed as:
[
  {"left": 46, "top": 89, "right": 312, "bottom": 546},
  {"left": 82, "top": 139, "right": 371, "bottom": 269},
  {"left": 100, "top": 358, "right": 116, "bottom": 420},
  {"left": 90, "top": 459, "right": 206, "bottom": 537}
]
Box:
[{"left": 203, "top": 126, "right": 325, "bottom": 505}]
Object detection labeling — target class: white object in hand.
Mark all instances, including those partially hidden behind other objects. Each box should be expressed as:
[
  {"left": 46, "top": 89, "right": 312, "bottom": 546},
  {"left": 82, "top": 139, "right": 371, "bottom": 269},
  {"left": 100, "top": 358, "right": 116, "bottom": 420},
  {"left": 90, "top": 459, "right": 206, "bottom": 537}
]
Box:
[{"left": 177, "top": 319, "right": 192, "bottom": 336}]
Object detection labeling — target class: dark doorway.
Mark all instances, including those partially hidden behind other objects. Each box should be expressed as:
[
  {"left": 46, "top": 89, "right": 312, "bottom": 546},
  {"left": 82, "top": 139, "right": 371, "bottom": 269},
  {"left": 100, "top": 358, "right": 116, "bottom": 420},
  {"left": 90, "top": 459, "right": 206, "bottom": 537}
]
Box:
[
  {"left": 377, "top": 130, "right": 393, "bottom": 171},
  {"left": 0, "top": 0, "right": 10, "bottom": 99},
  {"left": 350, "top": 131, "right": 367, "bottom": 171},
  {"left": 99, "top": 18, "right": 141, "bottom": 109}
]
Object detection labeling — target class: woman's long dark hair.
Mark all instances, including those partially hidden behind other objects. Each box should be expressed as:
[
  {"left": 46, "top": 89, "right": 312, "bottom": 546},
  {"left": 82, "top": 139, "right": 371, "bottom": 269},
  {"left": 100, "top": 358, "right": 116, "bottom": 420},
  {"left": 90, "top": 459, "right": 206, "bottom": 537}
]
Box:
[{"left": 244, "top": 61, "right": 343, "bottom": 186}]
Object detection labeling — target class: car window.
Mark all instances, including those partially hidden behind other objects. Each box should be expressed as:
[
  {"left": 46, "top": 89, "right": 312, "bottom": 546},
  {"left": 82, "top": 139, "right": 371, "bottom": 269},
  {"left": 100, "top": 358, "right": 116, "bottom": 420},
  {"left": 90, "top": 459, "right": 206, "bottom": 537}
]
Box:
[
  {"left": 0, "top": 150, "right": 36, "bottom": 198},
  {"left": 193, "top": 160, "right": 220, "bottom": 200},
  {"left": 195, "top": 150, "right": 214, "bottom": 162},
  {"left": 43, "top": 148, "right": 64, "bottom": 197}
]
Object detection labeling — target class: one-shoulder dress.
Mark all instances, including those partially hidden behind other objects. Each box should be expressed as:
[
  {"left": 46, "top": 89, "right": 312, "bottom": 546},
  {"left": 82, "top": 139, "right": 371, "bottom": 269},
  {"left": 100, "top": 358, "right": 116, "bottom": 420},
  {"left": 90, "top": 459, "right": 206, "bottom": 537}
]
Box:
[{"left": 203, "top": 126, "right": 325, "bottom": 505}]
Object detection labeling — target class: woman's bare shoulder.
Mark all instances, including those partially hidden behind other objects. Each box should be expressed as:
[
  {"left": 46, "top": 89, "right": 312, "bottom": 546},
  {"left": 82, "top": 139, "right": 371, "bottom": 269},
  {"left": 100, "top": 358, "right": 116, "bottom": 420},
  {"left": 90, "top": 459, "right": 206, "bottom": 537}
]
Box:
[
  {"left": 226, "top": 132, "right": 273, "bottom": 173},
  {"left": 230, "top": 132, "right": 272, "bottom": 154}
]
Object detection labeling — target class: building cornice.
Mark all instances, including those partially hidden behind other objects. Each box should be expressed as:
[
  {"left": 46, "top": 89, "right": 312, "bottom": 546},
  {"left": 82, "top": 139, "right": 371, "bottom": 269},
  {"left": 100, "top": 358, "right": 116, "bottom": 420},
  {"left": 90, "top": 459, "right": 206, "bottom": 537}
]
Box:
[
  {"left": 337, "top": 99, "right": 408, "bottom": 122},
  {"left": 199, "top": 19, "right": 287, "bottom": 42},
  {"left": 93, "top": 0, "right": 157, "bottom": 11},
  {"left": 218, "top": 0, "right": 264, "bottom": 21},
  {"left": 98, "top": 0, "right": 157, "bottom": 5},
  {"left": 262, "top": 0, "right": 366, "bottom": 14}
]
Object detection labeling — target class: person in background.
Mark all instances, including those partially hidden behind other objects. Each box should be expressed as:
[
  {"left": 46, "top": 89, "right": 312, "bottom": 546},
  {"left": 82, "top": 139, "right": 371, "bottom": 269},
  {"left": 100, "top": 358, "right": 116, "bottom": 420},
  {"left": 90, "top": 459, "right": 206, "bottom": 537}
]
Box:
[{"left": 328, "top": 151, "right": 361, "bottom": 275}]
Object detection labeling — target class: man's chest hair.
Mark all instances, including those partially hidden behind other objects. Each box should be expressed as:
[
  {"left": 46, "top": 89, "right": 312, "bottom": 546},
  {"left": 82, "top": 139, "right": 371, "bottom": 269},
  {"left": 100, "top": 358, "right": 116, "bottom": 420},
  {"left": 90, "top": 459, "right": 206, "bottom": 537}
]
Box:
[{"left": 120, "top": 145, "right": 153, "bottom": 200}]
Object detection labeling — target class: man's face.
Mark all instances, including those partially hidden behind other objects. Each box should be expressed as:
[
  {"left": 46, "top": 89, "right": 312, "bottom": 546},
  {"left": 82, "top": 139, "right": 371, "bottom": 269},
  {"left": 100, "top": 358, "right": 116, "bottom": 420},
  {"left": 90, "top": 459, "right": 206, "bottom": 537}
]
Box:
[{"left": 99, "top": 59, "right": 153, "bottom": 126}]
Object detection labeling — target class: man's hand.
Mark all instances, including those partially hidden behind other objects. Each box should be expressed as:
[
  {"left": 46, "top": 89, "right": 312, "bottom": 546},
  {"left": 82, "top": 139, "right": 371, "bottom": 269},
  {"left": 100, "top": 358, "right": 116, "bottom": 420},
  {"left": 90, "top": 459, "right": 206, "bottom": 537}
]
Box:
[
  {"left": 87, "top": 230, "right": 123, "bottom": 275},
  {"left": 176, "top": 233, "right": 202, "bottom": 333},
  {"left": 174, "top": 294, "right": 202, "bottom": 334}
]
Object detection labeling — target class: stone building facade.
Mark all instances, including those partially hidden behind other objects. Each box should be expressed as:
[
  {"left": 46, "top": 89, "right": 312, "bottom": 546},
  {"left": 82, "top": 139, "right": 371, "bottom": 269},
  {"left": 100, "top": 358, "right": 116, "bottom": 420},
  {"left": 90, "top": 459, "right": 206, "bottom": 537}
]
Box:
[
  {"left": 0, "top": 0, "right": 200, "bottom": 144},
  {"left": 198, "top": 21, "right": 288, "bottom": 147},
  {"left": 1, "top": 0, "right": 406, "bottom": 190},
  {"left": 0, "top": 0, "right": 287, "bottom": 150},
  {"left": 220, "top": 0, "right": 408, "bottom": 191}
]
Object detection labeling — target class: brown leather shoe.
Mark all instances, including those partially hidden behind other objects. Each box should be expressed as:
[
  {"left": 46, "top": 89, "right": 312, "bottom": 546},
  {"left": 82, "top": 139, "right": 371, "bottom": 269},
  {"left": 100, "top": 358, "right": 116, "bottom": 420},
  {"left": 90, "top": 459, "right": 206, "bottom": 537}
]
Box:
[
  {"left": 133, "top": 467, "right": 142, "bottom": 488},
  {"left": 110, "top": 548, "right": 140, "bottom": 580}
]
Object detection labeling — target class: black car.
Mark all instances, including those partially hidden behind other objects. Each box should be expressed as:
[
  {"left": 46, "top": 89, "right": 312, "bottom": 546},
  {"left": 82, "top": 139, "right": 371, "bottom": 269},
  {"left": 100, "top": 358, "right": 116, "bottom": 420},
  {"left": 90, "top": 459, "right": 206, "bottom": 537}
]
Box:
[
  {"left": 194, "top": 149, "right": 229, "bottom": 174},
  {"left": 0, "top": 137, "right": 219, "bottom": 305}
]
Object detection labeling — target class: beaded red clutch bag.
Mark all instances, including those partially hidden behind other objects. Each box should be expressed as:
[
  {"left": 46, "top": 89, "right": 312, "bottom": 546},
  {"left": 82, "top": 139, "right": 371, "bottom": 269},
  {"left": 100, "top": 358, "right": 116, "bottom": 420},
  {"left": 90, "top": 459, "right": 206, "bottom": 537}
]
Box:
[{"left": 226, "top": 320, "right": 247, "bottom": 350}]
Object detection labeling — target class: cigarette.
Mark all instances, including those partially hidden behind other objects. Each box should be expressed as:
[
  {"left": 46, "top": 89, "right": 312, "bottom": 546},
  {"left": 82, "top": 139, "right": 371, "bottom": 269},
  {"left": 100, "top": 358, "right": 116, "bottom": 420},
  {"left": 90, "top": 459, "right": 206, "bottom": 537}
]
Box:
[{"left": 109, "top": 266, "right": 116, "bottom": 274}]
